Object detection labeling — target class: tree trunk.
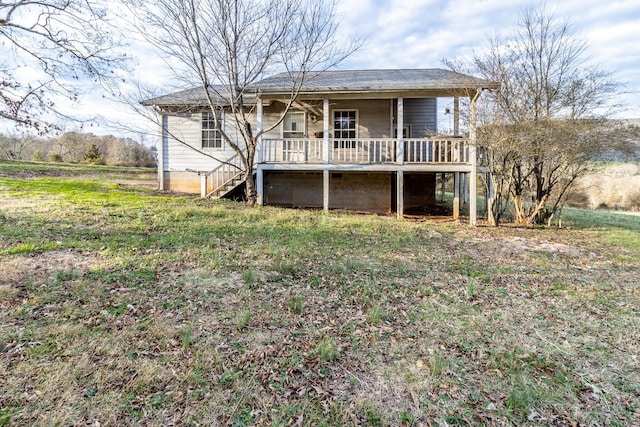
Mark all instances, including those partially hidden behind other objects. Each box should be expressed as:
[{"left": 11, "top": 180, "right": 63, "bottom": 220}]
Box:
[
  {"left": 513, "top": 194, "right": 527, "bottom": 224},
  {"left": 487, "top": 199, "right": 499, "bottom": 226},
  {"left": 486, "top": 173, "right": 505, "bottom": 227},
  {"left": 245, "top": 171, "right": 257, "bottom": 207}
]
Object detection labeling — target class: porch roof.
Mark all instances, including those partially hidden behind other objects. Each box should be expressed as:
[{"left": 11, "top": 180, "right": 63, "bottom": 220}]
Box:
[
  {"left": 141, "top": 85, "right": 256, "bottom": 107},
  {"left": 257, "top": 69, "right": 498, "bottom": 98},
  {"left": 142, "top": 68, "right": 498, "bottom": 106}
]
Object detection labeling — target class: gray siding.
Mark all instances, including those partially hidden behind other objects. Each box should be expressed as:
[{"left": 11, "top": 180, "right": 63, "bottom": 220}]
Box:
[
  {"left": 262, "top": 99, "right": 393, "bottom": 139},
  {"left": 331, "top": 99, "right": 391, "bottom": 138},
  {"left": 403, "top": 98, "right": 437, "bottom": 137},
  {"left": 261, "top": 101, "right": 324, "bottom": 139},
  {"left": 162, "top": 98, "right": 437, "bottom": 173}
]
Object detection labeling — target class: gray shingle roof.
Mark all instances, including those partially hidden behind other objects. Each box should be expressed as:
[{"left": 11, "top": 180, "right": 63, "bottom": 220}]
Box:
[
  {"left": 257, "top": 68, "right": 497, "bottom": 93},
  {"left": 141, "top": 86, "right": 254, "bottom": 107},
  {"left": 143, "top": 69, "right": 497, "bottom": 106}
]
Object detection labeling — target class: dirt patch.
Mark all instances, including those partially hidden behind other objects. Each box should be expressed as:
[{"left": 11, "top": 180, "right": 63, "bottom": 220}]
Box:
[
  {"left": 471, "top": 236, "right": 584, "bottom": 258},
  {"left": 502, "top": 237, "right": 583, "bottom": 257}
]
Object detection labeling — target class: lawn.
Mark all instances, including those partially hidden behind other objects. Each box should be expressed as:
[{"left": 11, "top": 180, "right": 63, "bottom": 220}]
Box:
[{"left": 0, "top": 160, "right": 638, "bottom": 426}]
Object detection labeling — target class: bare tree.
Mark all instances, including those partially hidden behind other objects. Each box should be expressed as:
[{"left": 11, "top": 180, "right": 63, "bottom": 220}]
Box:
[
  {"left": 0, "top": 0, "right": 125, "bottom": 133},
  {"left": 128, "top": 0, "right": 357, "bottom": 206},
  {"left": 458, "top": 6, "right": 633, "bottom": 225},
  {"left": 0, "top": 131, "right": 34, "bottom": 159}
]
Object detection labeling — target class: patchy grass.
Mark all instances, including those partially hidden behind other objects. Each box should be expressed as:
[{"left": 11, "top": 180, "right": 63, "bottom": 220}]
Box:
[{"left": 0, "top": 160, "right": 638, "bottom": 426}]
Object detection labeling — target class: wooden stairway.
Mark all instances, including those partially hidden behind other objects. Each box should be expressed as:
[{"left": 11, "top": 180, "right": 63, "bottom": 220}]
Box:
[{"left": 203, "top": 153, "right": 246, "bottom": 199}]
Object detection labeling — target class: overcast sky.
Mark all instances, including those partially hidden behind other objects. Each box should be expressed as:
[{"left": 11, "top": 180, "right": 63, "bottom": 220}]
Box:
[{"left": 4, "top": 0, "right": 640, "bottom": 138}]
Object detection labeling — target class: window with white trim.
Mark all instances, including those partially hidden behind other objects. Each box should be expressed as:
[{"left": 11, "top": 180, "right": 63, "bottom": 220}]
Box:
[
  {"left": 333, "top": 110, "right": 357, "bottom": 148},
  {"left": 283, "top": 111, "right": 305, "bottom": 138},
  {"left": 202, "top": 111, "right": 222, "bottom": 148}
]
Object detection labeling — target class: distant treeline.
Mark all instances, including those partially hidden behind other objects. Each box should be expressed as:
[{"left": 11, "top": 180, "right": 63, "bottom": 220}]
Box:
[{"left": 0, "top": 132, "right": 157, "bottom": 167}]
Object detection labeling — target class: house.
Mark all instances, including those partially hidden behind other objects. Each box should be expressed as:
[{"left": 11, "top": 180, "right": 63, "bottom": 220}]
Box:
[{"left": 143, "top": 69, "right": 498, "bottom": 225}]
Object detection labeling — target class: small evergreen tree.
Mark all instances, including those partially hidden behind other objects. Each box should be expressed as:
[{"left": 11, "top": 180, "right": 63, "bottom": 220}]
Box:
[{"left": 83, "top": 144, "right": 104, "bottom": 164}]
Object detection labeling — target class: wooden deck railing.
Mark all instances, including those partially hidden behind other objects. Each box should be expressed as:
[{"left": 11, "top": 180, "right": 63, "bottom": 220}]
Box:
[
  {"left": 404, "top": 138, "right": 469, "bottom": 163},
  {"left": 331, "top": 139, "right": 396, "bottom": 163},
  {"left": 261, "top": 139, "right": 323, "bottom": 163},
  {"left": 261, "top": 137, "right": 471, "bottom": 165}
]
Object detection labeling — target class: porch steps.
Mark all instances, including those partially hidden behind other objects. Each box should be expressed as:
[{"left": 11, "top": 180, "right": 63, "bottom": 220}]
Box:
[
  {"left": 202, "top": 153, "right": 252, "bottom": 200},
  {"left": 211, "top": 177, "right": 245, "bottom": 199}
]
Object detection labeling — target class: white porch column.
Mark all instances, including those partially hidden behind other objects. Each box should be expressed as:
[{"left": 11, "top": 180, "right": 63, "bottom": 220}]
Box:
[
  {"left": 469, "top": 89, "right": 481, "bottom": 226},
  {"left": 256, "top": 169, "right": 264, "bottom": 206},
  {"left": 396, "top": 98, "right": 404, "bottom": 163},
  {"left": 200, "top": 174, "right": 207, "bottom": 198},
  {"left": 397, "top": 170, "right": 404, "bottom": 220},
  {"left": 453, "top": 97, "right": 460, "bottom": 136},
  {"left": 256, "top": 97, "right": 264, "bottom": 163},
  {"left": 453, "top": 172, "right": 460, "bottom": 220},
  {"left": 323, "top": 170, "right": 329, "bottom": 212},
  {"left": 256, "top": 98, "right": 264, "bottom": 205},
  {"left": 158, "top": 113, "right": 166, "bottom": 191},
  {"left": 323, "top": 98, "right": 330, "bottom": 211},
  {"left": 323, "top": 98, "right": 330, "bottom": 163}
]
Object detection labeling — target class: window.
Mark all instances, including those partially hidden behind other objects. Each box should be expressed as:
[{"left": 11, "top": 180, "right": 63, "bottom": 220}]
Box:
[
  {"left": 333, "top": 110, "right": 357, "bottom": 148},
  {"left": 202, "top": 111, "right": 222, "bottom": 148},
  {"left": 393, "top": 125, "right": 411, "bottom": 138},
  {"left": 283, "top": 112, "right": 305, "bottom": 138}
]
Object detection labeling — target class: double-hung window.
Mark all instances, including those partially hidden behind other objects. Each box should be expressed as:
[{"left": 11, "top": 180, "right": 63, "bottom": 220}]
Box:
[
  {"left": 283, "top": 112, "right": 305, "bottom": 138},
  {"left": 333, "top": 110, "right": 357, "bottom": 148},
  {"left": 202, "top": 111, "right": 222, "bottom": 149}
]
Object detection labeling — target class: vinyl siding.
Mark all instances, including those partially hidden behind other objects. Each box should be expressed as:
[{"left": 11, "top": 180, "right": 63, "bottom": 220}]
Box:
[
  {"left": 163, "top": 112, "right": 250, "bottom": 172},
  {"left": 162, "top": 98, "right": 437, "bottom": 172},
  {"left": 403, "top": 98, "right": 437, "bottom": 137},
  {"left": 261, "top": 99, "right": 392, "bottom": 139},
  {"left": 261, "top": 101, "right": 324, "bottom": 139},
  {"left": 331, "top": 99, "right": 391, "bottom": 138}
]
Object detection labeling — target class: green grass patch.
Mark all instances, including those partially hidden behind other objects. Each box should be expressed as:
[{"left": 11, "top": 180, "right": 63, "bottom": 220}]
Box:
[{"left": 0, "top": 161, "right": 638, "bottom": 426}]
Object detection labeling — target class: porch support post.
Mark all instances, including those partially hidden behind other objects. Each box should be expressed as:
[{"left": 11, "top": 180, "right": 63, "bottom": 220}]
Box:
[
  {"left": 256, "top": 168, "right": 264, "bottom": 206},
  {"left": 397, "top": 170, "right": 404, "bottom": 220},
  {"left": 396, "top": 97, "right": 404, "bottom": 164},
  {"left": 323, "top": 170, "right": 329, "bottom": 212},
  {"left": 440, "top": 172, "right": 446, "bottom": 201},
  {"left": 322, "top": 98, "right": 329, "bottom": 211},
  {"left": 158, "top": 113, "right": 166, "bottom": 191},
  {"left": 323, "top": 98, "right": 330, "bottom": 163},
  {"left": 200, "top": 174, "right": 207, "bottom": 198},
  {"left": 462, "top": 174, "right": 469, "bottom": 204},
  {"left": 453, "top": 97, "right": 460, "bottom": 136},
  {"left": 469, "top": 89, "right": 481, "bottom": 226},
  {"left": 256, "top": 97, "right": 263, "bottom": 163},
  {"left": 256, "top": 98, "right": 264, "bottom": 205},
  {"left": 453, "top": 172, "right": 460, "bottom": 220}
]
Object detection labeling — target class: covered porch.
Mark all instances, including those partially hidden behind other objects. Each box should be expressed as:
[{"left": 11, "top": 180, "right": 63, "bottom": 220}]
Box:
[{"left": 252, "top": 69, "right": 492, "bottom": 225}]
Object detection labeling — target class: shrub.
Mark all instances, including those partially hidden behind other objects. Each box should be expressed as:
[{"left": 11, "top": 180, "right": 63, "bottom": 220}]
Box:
[{"left": 31, "top": 149, "right": 46, "bottom": 161}]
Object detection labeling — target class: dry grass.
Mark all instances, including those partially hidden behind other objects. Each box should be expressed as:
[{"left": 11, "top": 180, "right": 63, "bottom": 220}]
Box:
[
  {"left": 570, "top": 162, "right": 640, "bottom": 210},
  {"left": 0, "top": 160, "right": 639, "bottom": 426}
]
